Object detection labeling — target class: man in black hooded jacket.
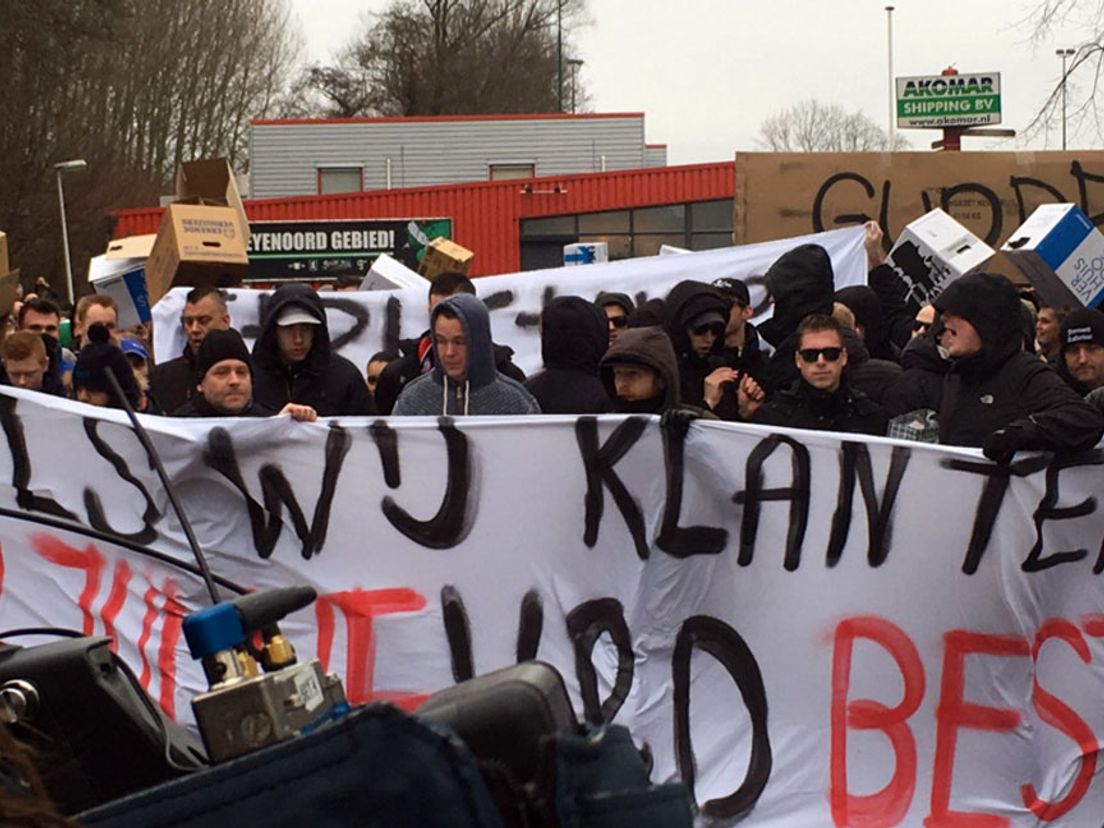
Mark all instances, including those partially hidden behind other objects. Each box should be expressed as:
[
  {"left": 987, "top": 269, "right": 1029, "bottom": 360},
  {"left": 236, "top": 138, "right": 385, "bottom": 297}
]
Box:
[
  {"left": 662, "top": 280, "right": 731, "bottom": 409},
  {"left": 926, "top": 272, "right": 1103, "bottom": 459},
  {"left": 525, "top": 296, "right": 612, "bottom": 414},
  {"left": 251, "top": 284, "right": 374, "bottom": 416}
]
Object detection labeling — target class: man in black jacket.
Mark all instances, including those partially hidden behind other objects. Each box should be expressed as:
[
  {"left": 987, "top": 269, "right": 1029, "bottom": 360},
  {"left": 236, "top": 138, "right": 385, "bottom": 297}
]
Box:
[
  {"left": 524, "top": 296, "right": 612, "bottom": 414},
  {"left": 251, "top": 284, "right": 374, "bottom": 416},
  {"left": 740, "top": 314, "right": 887, "bottom": 435},
  {"left": 150, "top": 286, "right": 231, "bottom": 414},
  {"left": 662, "top": 280, "right": 731, "bottom": 409},
  {"left": 374, "top": 271, "right": 525, "bottom": 414},
  {"left": 930, "top": 272, "right": 1103, "bottom": 460},
  {"left": 1057, "top": 307, "right": 1104, "bottom": 396}
]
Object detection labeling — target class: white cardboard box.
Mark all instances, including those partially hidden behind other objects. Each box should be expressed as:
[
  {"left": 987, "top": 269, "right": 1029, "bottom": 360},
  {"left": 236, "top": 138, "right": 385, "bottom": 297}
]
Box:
[
  {"left": 563, "top": 242, "right": 609, "bottom": 266},
  {"left": 88, "top": 255, "right": 151, "bottom": 329},
  {"left": 886, "top": 208, "right": 994, "bottom": 307},
  {"left": 1001, "top": 203, "right": 1104, "bottom": 309},
  {"left": 359, "top": 254, "right": 428, "bottom": 291}
]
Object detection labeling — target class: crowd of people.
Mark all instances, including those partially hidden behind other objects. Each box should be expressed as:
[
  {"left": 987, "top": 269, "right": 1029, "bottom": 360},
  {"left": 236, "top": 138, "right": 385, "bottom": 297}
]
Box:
[{"left": 4, "top": 222, "right": 1103, "bottom": 462}]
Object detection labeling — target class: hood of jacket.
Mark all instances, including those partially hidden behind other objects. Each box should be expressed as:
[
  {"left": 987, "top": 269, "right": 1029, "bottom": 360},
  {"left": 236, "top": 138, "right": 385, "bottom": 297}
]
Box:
[
  {"left": 599, "top": 326, "right": 681, "bottom": 412},
  {"left": 252, "top": 284, "right": 331, "bottom": 374},
  {"left": 759, "top": 244, "right": 835, "bottom": 347},
  {"left": 835, "top": 285, "right": 896, "bottom": 358},
  {"left": 595, "top": 291, "right": 635, "bottom": 317},
  {"left": 541, "top": 296, "right": 609, "bottom": 372},
  {"left": 934, "top": 272, "right": 1022, "bottom": 374},
  {"left": 431, "top": 293, "right": 497, "bottom": 388},
  {"left": 662, "top": 280, "right": 730, "bottom": 357}
]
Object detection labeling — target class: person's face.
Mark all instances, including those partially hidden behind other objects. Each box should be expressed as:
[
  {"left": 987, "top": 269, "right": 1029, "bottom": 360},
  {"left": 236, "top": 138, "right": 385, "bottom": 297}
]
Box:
[
  {"left": 79, "top": 305, "right": 117, "bottom": 340},
  {"left": 20, "top": 310, "right": 60, "bottom": 339},
  {"left": 434, "top": 316, "right": 468, "bottom": 383},
  {"left": 612, "top": 365, "right": 664, "bottom": 402},
  {"left": 76, "top": 387, "right": 110, "bottom": 407},
  {"left": 366, "top": 358, "right": 389, "bottom": 395},
  {"left": 687, "top": 321, "right": 723, "bottom": 357},
  {"left": 604, "top": 305, "right": 628, "bottom": 343},
  {"left": 199, "top": 359, "right": 253, "bottom": 414},
  {"left": 276, "top": 323, "right": 315, "bottom": 364},
  {"left": 911, "top": 304, "right": 936, "bottom": 339},
  {"left": 725, "top": 303, "right": 753, "bottom": 346},
  {"left": 5, "top": 356, "right": 46, "bottom": 391},
  {"left": 940, "top": 312, "right": 983, "bottom": 358},
  {"left": 795, "top": 329, "right": 847, "bottom": 392},
  {"left": 1036, "top": 308, "right": 1061, "bottom": 347},
  {"left": 1065, "top": 342, "right": 1104, "bottom": 390},
  {"left": 127, "top": 355, "right": 150, "bottom": 385},
  {"left": 182, "top": 296, "right": 230, "bottom": 354}
]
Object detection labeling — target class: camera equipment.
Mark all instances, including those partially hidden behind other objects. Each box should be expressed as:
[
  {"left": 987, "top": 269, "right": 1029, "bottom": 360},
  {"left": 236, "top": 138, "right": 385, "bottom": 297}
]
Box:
[{"left": 183, "top": 586, "right": 348, "bottom": 763}]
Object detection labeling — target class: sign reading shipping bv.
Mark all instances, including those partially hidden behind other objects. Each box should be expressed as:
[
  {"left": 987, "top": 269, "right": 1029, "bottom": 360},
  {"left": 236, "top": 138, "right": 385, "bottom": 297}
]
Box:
[
  {"left": 245, "top": 218, "right": 452, "bottom": 280},
  {"left": 896, "top": 72, "right": 1001, "bottom": 129}
]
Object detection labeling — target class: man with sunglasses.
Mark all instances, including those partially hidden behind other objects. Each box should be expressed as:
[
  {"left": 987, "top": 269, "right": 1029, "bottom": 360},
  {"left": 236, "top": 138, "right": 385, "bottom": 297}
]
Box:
[
  {"left": 595, "top": 292, "right": 635, "bottom": 346},
  {"left": 662, "top": 280, "right": 731, "bottom": 409},
  {"left": 738, "top": 314, "right": 887, "bottom": 435},
  {"left": 911, "top": 305, "right": 935, "bottom": 339}
]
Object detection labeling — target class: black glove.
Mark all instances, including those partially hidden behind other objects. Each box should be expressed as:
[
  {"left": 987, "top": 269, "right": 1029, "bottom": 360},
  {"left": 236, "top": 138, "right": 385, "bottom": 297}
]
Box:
[
  {"left": 660, "top": 407, "right": 699, "bottom": 439},
  {"left": 982, "top": 429, "right": 1018, "bottom": 464}
]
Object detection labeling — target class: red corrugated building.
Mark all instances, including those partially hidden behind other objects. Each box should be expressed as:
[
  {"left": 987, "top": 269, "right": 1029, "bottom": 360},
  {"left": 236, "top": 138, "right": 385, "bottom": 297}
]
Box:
[{"left": 112, "top": 161, "right": 736, "bottom": 277}]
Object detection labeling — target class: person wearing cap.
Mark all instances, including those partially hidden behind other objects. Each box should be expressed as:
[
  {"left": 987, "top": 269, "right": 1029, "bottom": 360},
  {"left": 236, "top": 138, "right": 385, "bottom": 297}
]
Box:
[
  {"left": 923, "top": 272, "right": 1103, "bottom": 460},
  {"left": 661, "top": 280, "right": 731, "bottom": 410},
  {"left": 250, "top": 284, "right": 374, "bottom": 417},
  {"left": 392, "top": 294, "right": 539, "bottom": 416},
  {"left": 119, "top": 336, "right": 160, "bottom": 414},
  {"left": 1057, "top": 307, "right": 1104, "bottom": 397},
  {"left": 71, "top": 323, "right": 140, "bottom": 410},
  {"left": 595, "top": 291, "right": 635, "bottom": 346},
  {"left": 174, "top": 328, "right": 317, "bottom": 420},
  {"left": 151, "top": 286, "right": 231, "bottom": 415}
]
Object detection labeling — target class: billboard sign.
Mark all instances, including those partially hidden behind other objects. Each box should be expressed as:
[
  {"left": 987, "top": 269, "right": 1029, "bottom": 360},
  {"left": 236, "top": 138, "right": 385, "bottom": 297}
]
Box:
[{"left": 896, "top": 72, "right": 1001, "bottom": 129}]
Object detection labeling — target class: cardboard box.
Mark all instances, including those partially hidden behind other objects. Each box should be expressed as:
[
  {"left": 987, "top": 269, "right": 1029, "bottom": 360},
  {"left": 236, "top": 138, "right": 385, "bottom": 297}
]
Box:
[
  {"left": 0, "top": 269, "right": 19, "bottom": 318},
  {"left": 105, "top": 234, "right": 156, "bottom": 260},
  {"left": 418, "top": 237, "right": 473, "bottom": 280},
  {"left": 886, "top": 208, "right": 994, "bottom": 307},
  {"left": 88, "top": 255, "right": 151, "bottom": 329},
  {"left": 175, "top": 158, "right": 250, "bottom": 244},
  {"left": 145, "top": 204, "right": 249, "bottom": 306},
  {"left": 359, "top": 254, "right": 427, "bottom": 291},
  {"left": 0, "top": 231, "right": 9, "bottom": 277},
  {"left": 563, "top": 242, "right": 609, "bottom": 266},
  {"left": 1002, "top": 203, "right": 1104, "bottom": 309}
]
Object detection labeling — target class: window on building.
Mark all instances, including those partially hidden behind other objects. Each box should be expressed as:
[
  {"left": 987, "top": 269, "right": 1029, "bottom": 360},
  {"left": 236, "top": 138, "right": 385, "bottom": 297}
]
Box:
[
  {"left": 690, "top": 200, "right": 733, "bottom": 231},
  {"left": 490, "top": 163, "right": 536, "bottom": 181},
  {"left": 318, "top": 167, "right": 363, "bottom": 195},
  {"left": 578, "top": 210, "right": 630, "bottom": 235},
  {"left": 633, "top": 205, "right": 685, "bottom": 233}
]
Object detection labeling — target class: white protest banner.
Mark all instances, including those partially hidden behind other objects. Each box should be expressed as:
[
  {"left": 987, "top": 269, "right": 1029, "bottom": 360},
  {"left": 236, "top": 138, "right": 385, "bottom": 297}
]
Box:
[
  {"left": 152, "top": 227, "right": 867, "bottom": 376},
  {"left": 1, "top": 387, "right": 1101, "bottom": 825}
]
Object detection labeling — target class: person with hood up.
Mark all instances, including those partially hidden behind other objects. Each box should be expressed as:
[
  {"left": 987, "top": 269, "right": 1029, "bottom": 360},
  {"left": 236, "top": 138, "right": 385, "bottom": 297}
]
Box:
[
  {"left": 71, "top": 323, "right": 140, "bottom": 410},
  {"left": 834, "top": 284, "right": 901, "bottom": 363},
  {"left": 757, "top": 244, "right": 836, "bottom": 393},
  {"left": 928, "top": 272, "right": 1103, "bottom": 459},
  {"left": 595, "top": 291, "right": 635, "bottom": 346},
  {"left": 661, "top": 280, "right": 732, "bottom": 409},
  {"left": 524, "top": 296, "right": 612, "bottom": 414},
  {"left": 392, "top": 294, "right": 540, "bottom": 416},
  {"left": 251, "top": 284, "right": 375, "bottom": 417}
]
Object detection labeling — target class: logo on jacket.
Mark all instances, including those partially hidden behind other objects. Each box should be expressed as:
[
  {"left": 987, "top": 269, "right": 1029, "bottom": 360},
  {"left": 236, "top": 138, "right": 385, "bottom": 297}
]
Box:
[{"left": 979, "top": 394, "right": 994, "bottom": 405}]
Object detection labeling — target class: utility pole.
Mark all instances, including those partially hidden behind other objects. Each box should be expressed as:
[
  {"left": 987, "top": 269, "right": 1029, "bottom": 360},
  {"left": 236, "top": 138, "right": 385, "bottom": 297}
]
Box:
[
  {"left": 886, "top": 6, "right": 895, "bottom": 143},
  {"left": 1056, "top": 48, "right": 1075, "bottom": 150}
]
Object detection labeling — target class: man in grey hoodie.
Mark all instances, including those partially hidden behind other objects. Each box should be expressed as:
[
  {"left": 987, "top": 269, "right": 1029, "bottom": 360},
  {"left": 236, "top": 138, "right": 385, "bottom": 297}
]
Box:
[{"left": 392, "top": 294, "right": 540, "bottom": 415}]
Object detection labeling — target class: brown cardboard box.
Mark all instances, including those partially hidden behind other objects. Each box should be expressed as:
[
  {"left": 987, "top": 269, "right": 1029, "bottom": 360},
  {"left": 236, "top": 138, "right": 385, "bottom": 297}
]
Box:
[
  {"left": 0, "top": 231, "right": 9, "bottom": 277},
  {"left": 175, "top": 158, "right": 250, "bottom": 244},
  {"left": 0, "top": 269, "right": 20, "bottom": 318},
  {"left": 145, "top": 204, "right": 249, "bottom": 305},
  {"left": 418, "top": 237, "right": 473, "bottom": 280},
  {"left": 105, "top": 234, "right": 157, "bottom": 260}
]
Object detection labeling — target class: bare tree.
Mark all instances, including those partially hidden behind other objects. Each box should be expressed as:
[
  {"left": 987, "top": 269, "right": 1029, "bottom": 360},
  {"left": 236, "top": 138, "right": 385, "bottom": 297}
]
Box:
[
  {"left": 757, "top": 100, "right": 909, "bottom": 152},
  {"left": 0, "top": 0, "right": 301, "bottom": 300},
  {"left": 296, "top": 0, "right": 588, "bottom": 118}
]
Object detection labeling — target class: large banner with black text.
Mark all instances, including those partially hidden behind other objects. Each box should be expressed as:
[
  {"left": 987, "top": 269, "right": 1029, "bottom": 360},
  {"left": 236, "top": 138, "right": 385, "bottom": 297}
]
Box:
[
  {"left": 0, "top": 388, "right": 1102, "bottom": 826},
  {"left": 152, "top": 226, "right": 868, "bottom": 376}
]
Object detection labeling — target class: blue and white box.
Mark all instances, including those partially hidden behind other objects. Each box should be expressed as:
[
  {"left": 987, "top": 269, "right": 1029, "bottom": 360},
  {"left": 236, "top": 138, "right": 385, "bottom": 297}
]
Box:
[
  {"left": 563, "top": 242, "right": 608, "bottom": 267},
  {"left": 88, "top": 254, "right": 152, "bottom": 329},
  {"left": 1002, "top": 204, "right": 1104, "bottom": 309}
]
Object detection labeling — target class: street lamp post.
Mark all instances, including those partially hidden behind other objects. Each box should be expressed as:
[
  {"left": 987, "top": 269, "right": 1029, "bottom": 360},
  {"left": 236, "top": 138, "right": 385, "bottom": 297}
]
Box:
[
  {"left": 1056, "top": 48, "right": 1075, "bottom": 150},
  {"left": 566, "top": 58, "right": 583, "bottom": 113},
  {"left": 54, "top": 159, "right": 87, "bottom": 307}
]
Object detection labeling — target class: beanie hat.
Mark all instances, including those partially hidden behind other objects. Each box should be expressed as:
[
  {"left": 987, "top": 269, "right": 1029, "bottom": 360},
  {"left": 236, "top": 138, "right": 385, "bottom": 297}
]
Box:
[
  {"left": 1061, "top": 307, "right": 1104, "bottom": 350},
  {"left": 196, "top": 329, "right": 252, "bottom": 379},
  {"left": 73, "top": 323, "right": 140, "bottom": 409}
]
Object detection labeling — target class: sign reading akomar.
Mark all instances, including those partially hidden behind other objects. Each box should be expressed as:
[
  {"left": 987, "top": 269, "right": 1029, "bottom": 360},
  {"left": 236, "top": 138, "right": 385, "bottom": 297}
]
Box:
[{"left": 896, "top": 72, "right": 1002, "bottom": 129}]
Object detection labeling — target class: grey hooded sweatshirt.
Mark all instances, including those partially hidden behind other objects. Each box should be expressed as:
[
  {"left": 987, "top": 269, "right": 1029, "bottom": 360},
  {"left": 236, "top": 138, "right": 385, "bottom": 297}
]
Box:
[{"left": 392, "top": 294, "right": 540, "bottom": 416}]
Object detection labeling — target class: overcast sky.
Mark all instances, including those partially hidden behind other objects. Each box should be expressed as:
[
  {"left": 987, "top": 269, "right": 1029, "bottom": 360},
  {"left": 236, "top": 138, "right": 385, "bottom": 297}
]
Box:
[{"left": 287, "top": 0, "right": 1096, "bottom": 164}]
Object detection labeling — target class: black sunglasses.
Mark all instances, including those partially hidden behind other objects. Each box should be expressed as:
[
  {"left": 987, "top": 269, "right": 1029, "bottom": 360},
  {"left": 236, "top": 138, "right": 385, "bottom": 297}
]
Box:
[
  {"left": 798, "top": 347, "right": 843, "bottom": 363},
  {"left": 913, "top": 320, "right": 931, "bottom": 333},
  {"left": 609, "top": 316, "right": 629, "bottom": 329},
  {"left": 692, "top": 322, "right": 724, "bottom": 336}
]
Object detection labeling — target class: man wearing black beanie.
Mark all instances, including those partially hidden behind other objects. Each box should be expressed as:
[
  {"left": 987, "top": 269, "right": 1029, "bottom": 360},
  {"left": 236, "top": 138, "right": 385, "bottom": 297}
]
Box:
[
  {"left": 173, "top": 329, "right": 316, "bottom": 420},
  {"left": 72, "top": 323, "right": 140, "bottom": 410},
  {"left": 1057, "top": 307, "right": 1104, "bottom": 396}
]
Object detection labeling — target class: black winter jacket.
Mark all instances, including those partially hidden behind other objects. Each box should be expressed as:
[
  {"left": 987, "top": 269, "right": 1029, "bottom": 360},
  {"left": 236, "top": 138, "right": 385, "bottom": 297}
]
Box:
[
  {"left": 150, "top": 346, "right": 197, "bottom": 415},
  {"left": 662, "top": 280, "right": 730, "bottom": 408},
  {"left": 750, "top": 379, "right": 888, "bottom": 436},
  {"left": 525, "top": 296, "right": 612, "bottom": 414},
  {"left": 251, "top": 284, "right": 375, "bottom": 417},
  {"left": 172, "top": 395, "right": 274, "bottom": 418}
]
